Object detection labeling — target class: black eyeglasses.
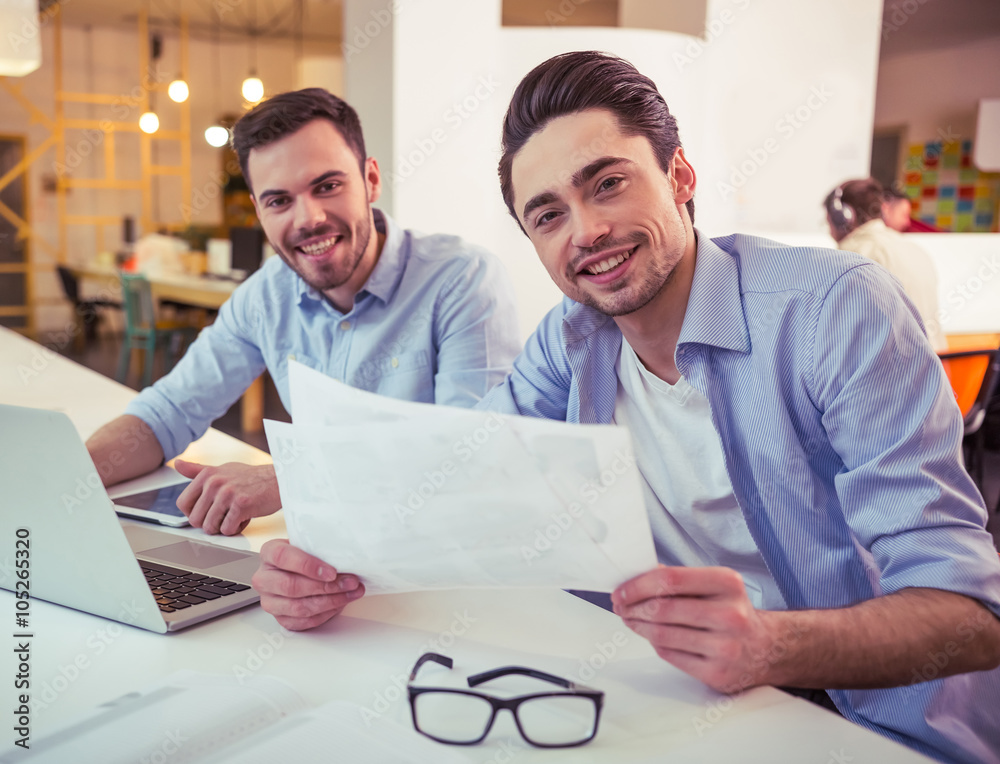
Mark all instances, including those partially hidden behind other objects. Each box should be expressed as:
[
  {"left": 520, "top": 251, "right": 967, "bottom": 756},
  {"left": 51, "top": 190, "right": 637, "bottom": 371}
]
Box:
[{"left": 407, "top": 652, "right": 604, "bottom": 748}]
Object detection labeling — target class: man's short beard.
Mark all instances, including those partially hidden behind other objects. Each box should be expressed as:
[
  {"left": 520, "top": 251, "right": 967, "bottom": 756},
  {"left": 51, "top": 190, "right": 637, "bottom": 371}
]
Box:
[
  {"left": 579, "top": 258, "right": 676, "bottom": 317},
  {"left": 283, "top": 214, "right": 372, "bottom": 293}
]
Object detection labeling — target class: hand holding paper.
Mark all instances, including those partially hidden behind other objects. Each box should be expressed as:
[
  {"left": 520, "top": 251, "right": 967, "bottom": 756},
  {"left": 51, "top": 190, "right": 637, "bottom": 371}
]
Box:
[{"left": 264, "top": 361, "right": 657, "bottom": 596}]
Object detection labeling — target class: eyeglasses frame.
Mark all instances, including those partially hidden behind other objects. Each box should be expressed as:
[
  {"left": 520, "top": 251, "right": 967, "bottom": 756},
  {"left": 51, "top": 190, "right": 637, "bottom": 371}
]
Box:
[{"left": 406, "top": 652, "right": 605, "bottom": 748}]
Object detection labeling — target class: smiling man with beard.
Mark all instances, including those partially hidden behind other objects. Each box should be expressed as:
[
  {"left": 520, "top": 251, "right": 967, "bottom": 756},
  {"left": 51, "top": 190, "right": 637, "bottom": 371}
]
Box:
[{"left": 86, "top": 88, "right": 520, "bottom": 536}]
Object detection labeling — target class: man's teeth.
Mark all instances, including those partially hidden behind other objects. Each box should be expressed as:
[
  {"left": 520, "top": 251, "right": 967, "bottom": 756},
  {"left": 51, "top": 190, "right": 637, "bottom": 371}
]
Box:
[
  {"left": 299, "top": 236, "right": 339, "bottom": 255},
  {"left": 586, "top": 249, "right": 632, "bottom": 275}
]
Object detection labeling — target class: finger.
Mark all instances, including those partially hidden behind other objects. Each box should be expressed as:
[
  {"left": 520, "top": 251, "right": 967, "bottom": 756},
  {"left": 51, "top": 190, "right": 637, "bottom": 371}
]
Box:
[
  {"left": 624, "top": 619, "right": 721, "bottom": 659},
  {"left": 651, "top": 647, "right": 712, "bottom": 681},
  {"left": 618, "top": 595, "right": 733, "bottom": 630},
  {"left": 260, "top": 539, "right": 338, "bottom": 581},
  {"left": 253, "top": 568, "right": 361, "bottom": 599},
  {"left": 175, "top": 472, "right": 205, "bottom": 516},
  {"left": 187, "top": 477, "right": 221, "bottom": 530},
  {"left": 613, "top": 566, "right": 746, "bottom": 608},
  {"left": 273, "top": 611, "right": 343, "bottom": 632},
  {"left": 219, "top": 505, "right": 249, "bottom": 537},
  {"left": 259, "top": 587, "right": 364, "bottom": 620},
  {"left": 200, "top": 501, "right": 228, "bottom": 536},
  {"left": 173, "top": 459, "right": 207, "bottom": 479}
]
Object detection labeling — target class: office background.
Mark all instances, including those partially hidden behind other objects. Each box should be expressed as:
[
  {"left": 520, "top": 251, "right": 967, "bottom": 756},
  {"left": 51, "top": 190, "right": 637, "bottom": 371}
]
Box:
[{"left": 1, "top": 0, "right": 998, "bottom": 340}]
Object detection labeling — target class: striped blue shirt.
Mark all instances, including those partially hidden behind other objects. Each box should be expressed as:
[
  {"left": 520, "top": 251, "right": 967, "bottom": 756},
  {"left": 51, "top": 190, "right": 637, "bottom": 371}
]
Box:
[
  {"left": 128, "top": 210, "right": 521, "bottom": 460},
  {"left": 479, "top": 231, "right": 1000, "bottom": 763}
]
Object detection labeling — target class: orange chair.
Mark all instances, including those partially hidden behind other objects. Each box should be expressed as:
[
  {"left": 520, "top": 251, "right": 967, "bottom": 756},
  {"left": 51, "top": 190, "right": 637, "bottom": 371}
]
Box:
[{"left": 938, "top": 347, "right": 1000, "bottom": 492}]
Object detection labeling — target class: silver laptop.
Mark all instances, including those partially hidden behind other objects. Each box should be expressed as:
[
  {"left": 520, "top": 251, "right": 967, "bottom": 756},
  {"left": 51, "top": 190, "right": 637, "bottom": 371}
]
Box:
[{"left": 0, "top": 403, "right": 261, "bottom": 633}]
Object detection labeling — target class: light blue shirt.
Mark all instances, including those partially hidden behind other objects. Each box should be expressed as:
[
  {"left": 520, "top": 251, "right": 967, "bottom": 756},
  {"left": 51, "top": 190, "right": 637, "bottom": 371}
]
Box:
[
  {"left": 128, "top": 209, "right": 521, "bottom": 460},
  {"left": 479, "top": 230, "right": 1000, "bottom": 764}
]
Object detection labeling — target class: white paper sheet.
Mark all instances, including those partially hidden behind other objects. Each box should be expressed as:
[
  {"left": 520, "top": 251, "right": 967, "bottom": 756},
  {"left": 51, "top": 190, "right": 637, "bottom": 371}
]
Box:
[{"left": 266, "top": 361, "right": 657, "bottom": 594}]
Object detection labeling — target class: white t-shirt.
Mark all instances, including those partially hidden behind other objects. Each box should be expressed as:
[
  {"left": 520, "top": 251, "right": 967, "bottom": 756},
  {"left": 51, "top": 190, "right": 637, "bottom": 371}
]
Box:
[{"left": 613, "top": 339, "right": 786, "bottom": 610}]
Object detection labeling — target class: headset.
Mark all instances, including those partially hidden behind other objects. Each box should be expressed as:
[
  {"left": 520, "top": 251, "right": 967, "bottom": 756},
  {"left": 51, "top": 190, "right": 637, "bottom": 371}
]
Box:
[{"left": 827, "top": 184, "right": 856, "bottom": 237}]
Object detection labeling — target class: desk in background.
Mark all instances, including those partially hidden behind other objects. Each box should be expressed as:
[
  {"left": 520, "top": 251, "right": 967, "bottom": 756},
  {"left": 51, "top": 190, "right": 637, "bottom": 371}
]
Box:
[
  {"left": 67, "top": 264, "right": 266, "bottom": 433},
  {"left": 0, "top": 328, "right": 931, "bottom": 762}
]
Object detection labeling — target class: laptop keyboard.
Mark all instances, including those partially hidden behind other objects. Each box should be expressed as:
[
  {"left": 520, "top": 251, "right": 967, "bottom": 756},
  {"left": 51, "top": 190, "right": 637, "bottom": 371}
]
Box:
[{"left": 141, "top": 560, "right": 252, "bottom": 613}]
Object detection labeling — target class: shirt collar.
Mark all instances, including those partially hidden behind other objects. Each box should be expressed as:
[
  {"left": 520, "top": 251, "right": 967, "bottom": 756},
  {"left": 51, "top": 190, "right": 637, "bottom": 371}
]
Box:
[
  {"left": 561, "top": 228, "right": 751, "bottom": 354},
  {"left": 676, "top": 229, "right": 751, "bottom": 354},
  {"left": 297, "top": 208, "right": 406, "bottom": 307}
]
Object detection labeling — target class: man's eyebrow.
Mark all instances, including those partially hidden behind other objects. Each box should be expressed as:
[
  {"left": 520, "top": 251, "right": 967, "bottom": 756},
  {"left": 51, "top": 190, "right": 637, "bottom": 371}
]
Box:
[
  {"left": 257, "top": 170, "right": 346, "bottom": 201},
  {"left": 571, "top": 156, "right": 633, "bottom": 187},
  {"left": 521, "top": 157, "right": 634, "bottom": 222},
  {"left": 522, "top": 191, "right": 559, "bottom": 223},
  {"left": 308, "top": 170, "right": 346, "bottom": 186}
]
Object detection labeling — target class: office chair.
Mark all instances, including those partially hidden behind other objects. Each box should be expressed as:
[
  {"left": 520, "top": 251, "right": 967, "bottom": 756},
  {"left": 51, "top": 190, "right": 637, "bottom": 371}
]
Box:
[
  {"left": 117, "top": 273, "right": 200, "bottom": 389},
  {"left": 56, "top": 266, "right": 122, "bottom": 349},
  {"left": 938, "top": 346, "right": 1000, "bottom": 495}
]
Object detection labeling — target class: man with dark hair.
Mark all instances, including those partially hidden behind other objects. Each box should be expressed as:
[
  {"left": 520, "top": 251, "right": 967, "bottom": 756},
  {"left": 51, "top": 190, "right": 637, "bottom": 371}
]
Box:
[
  {"left": 247, "top": 54, "right": 1000, "bottom": 761},
  {"left": 87, "top": 88, "right": 520, "bottom": 536},
  {"left": 824, "top": 178, "right": 945, "bottom": 350}
]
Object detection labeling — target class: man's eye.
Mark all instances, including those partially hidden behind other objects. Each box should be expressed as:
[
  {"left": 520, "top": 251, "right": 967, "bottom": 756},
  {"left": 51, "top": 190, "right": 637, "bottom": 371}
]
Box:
[
  {"left": 266, "top": 197, "right": 289, "bottom": 208},
  {"left": 536, "top": 211, "right": 558, "bottom": 227},
  {"left": 318, "top": 182, "right": 339, "bottom": 192},
  {"left": 599, "top": 177, "right": 622, "bottom": 192}
]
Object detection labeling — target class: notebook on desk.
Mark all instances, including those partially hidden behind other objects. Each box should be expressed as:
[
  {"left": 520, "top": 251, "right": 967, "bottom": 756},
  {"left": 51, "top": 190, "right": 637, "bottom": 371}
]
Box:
[{"left": 0, "top": 403, "right": 260, "bottom": 633}]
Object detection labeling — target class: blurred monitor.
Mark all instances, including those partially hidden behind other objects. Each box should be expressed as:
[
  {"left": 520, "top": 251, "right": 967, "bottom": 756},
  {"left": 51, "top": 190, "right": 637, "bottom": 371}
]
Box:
[{"left": 230, "top": 227, "right": 265, "bottom": 277}]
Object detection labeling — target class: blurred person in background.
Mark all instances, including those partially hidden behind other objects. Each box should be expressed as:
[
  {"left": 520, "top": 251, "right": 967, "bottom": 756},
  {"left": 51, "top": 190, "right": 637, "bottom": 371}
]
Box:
[{"left": 825, "top": 178, "right": 946, "bottom": 350}]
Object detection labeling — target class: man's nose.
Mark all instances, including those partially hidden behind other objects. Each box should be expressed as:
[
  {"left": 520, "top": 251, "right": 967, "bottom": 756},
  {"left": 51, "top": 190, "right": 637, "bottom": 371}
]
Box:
[
  {"left": 569, "top": 206, "right": 611, "bottom": 250},
  {"left": 293, "top": 195, "right": 326, "bottom": 230}
]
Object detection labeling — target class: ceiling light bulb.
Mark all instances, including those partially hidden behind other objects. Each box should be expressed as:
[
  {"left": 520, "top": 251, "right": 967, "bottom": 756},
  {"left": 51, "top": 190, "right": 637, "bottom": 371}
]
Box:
[
  {"left": 241, "top": 76, "right": 264, "bottom": 103},
  {"left": 139, "top": 111, "right": 160, "bottom": 134},
  {"left": 168, "top": 79, "right": 189, "bottom": 103},
  {"left": 204, "top": 125, "right": 230, "bottom": 147}
]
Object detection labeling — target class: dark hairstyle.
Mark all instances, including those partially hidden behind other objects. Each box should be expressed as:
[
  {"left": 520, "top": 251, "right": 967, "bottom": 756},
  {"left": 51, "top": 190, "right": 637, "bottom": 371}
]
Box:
[
  {"left": 231, "top": 88, "right": 367, "bottom": 193},
  {"left": 823, "top": 177, "right": 885, "bottom": 230},
  {"left": 498, "top": 51, "right": 693, "bottom": 232},
  {"left": 883, "top": 182, "right": 908, "bottom": 202}
]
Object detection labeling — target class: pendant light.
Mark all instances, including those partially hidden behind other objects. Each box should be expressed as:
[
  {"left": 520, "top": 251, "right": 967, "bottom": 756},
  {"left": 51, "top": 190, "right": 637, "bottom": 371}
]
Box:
[
  {"left": 168, "top": 78, "right": 189, "bottom": 103},
  {"left": 0, "top": 0, "right": 41, "bottom": 76},
  {"left": 205, "top": 11, "right": 229, "bottom": 147},
  {"left": 166, "top": 0, "right": 188, "bottom": 101},
  {"left": 241, "top": 0, "right": 264, "bottom": 103}
]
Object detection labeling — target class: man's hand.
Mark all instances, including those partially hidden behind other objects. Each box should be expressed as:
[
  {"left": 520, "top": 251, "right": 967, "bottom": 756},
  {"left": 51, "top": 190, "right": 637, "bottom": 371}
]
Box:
[
  {"left": 614, "top": 566, "right": 1000, "bottom": 693},
  {"left": 612, "top": 565, "right": 777, "bottom": 693},
  {"left": 174, "top": 460, "right": 281, "bottom": 535},
  {"left": 252, "top": 539, "right": 365, "bottom": 631}
]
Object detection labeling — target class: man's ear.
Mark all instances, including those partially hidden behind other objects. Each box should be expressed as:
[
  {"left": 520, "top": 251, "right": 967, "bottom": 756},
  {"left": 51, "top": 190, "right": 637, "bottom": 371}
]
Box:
[
  {"left": 365, "top": 157, "right": 382, "bottom": 204},
  {"left": 670, "top": 148, "right": 696, "bottom": 206},
  {"left": 250, "top": 194, "right": 260, "bottom": 218}
]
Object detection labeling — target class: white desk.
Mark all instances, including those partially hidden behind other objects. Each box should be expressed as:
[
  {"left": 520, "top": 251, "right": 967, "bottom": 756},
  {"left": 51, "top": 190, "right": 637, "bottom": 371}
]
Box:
[{"left": 0, "top": 328, "right": 931, "bottom": 762}]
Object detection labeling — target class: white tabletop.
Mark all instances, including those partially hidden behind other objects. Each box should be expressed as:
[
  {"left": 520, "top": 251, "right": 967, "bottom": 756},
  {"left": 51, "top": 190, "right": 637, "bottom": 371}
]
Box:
[{"left": 0, "top": 328, "right": 931, "bottom": 762}]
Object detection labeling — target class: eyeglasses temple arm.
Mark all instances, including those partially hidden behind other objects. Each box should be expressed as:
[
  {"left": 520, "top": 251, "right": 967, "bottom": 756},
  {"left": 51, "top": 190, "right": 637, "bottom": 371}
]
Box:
[
  {"left": 409, "top": 652, "right": 453, "bottom": 682},
  {"left": 467, "top": 665, "right": 574, "bottom": 689}
]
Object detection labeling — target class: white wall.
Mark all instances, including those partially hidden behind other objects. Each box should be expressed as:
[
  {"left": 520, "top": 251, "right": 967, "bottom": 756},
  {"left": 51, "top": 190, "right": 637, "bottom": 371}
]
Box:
[
  {"left": 695, "top": 0, "right": 882, "bottom": 233},
  {"left": 875, "top": 36, "right": 1000, "bottom": 144},
  {"left": 345, "top": 0, "right": 885, "bottom": 340}
]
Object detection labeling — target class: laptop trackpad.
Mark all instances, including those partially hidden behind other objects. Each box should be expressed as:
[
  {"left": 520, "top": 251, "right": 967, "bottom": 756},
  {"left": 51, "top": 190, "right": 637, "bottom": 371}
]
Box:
[{"left": 143, "top": 540, "right": 250, "bottom": 569}]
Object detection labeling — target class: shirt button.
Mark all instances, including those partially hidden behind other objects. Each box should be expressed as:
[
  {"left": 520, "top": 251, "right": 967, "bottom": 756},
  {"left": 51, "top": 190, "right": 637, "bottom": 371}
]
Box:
[
  {"left": 391, "top": 357, "right": 399, "bottom": 368},
  {"left": 339, "top": 320, "right": 350, "bottom": 331}
]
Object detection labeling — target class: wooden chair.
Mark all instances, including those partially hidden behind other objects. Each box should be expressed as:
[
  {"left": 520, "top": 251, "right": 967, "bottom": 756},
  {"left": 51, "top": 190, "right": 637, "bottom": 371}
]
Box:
[
  {"left": 116, "top": 273, "right": 200, "bottom": 389},
  {"left": 938, "top": 346, "right": 1000, "bottom": 494}
]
